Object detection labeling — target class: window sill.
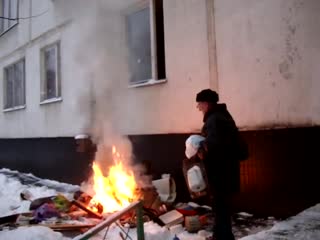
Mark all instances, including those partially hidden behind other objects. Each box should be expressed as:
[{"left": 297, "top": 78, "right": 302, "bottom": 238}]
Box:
[
  {"left": 128, "top": 79, "right": 167, "bottom": 88},
  {"left": 3, "top": 105, "right": 26, "bottom": 113},
  {"left": 40, "top": 97, "right": 62, "bottom": 105}
]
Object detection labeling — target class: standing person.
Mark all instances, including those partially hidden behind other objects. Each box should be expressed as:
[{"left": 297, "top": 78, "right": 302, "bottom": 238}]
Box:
[{"left": 196, "top": 89, "right": 240, "bottom": 240}]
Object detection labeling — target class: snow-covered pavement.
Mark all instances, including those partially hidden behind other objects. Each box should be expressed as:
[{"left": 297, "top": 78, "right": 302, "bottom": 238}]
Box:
[
  {"left": 240, "top": 203, "right": 320, "bottom": 240},
  {"left": 0, "top": 168, "right": 319, "bottom": 240}
]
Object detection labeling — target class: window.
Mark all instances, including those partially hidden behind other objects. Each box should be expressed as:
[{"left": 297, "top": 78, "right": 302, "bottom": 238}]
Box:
[
  {"left": 41, "top": 42, "right": 61, "bottom": 102},
  {"left": 3, "top": 59, "right": 25, "bottom": 110},
  {"left": 0, "top": 0, "right": 18, "bottom": 35},
  {"left": 127, "top": 0, "right": 166, "bottom": 85}
]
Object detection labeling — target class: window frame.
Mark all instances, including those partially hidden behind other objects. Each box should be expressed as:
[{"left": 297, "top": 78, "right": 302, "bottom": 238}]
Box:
[
  {"left": 0, "top": 0, "right": 19, "bottom": 37},
  {"left": 126, "top": 0, "right": 166, "bottom": 87},
  {"left": 3, "top": 58, "right": 26, "bottom": 112},
  {"left": 40, "top": 41, "right": 62, "bottom": 104}
]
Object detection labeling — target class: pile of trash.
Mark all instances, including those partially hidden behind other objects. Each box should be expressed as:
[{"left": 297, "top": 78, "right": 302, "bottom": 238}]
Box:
[
  {"left": 0, "top": 169, "right": 281, "bottom": 240},
  {"left": 141, "top": 173, "right": 213, "bottom": 239},
  {"left": 157, "top": 202, "right": 213, "bottom": 238},
  {"left": 0, "top": 190, "right": 105, "bottom": 233}
]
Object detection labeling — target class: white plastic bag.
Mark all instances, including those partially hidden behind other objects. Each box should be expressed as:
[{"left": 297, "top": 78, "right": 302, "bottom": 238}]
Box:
[{"left": 185, "top": 135, "right": 205, "bottom": 159}]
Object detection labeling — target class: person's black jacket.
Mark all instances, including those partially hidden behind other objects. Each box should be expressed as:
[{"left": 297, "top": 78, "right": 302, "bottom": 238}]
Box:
[{"left": 200, "top": 103, "right": 240, "bottom": 194}]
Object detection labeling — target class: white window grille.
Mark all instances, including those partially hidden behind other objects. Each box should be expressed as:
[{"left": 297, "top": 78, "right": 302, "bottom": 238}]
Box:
[
  {"left": 3, "top": 59, "right": 25, "bottom": 110},
  {"left": 40, "top": 42, "right": 61, "bottom": 102}
]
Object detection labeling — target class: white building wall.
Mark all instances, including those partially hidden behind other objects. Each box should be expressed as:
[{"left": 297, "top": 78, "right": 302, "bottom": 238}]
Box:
[
  {"left": 2, "top": 0, "right": 320, "bottom": 138},
  {"left": 0, "top": 0, "right": 212, "bottom": 138},
  {"left": 113, "top": 0, "right": 212, "bottom": 135},
  {"left": 0, "top": 0, "right": 89, "bottom": 138},
  {"left": 214, "top": 0, "right": 320, "bottom": 129}
]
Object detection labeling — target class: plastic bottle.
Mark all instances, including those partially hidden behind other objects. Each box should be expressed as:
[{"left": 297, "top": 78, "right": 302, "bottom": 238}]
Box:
[{"left": 187, "top": 165, "right": 206, "bottom": 192}]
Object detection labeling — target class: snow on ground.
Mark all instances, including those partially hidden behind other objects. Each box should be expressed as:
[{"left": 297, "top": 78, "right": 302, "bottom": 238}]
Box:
[
  {"left": 0, "top": 169, "right": 78, "bottom": 217},
  {"left": 240, "top": 203, "right": 320, "bottom": 240},
  {"left": 0, "top": 168, "right": 319, "bottom": 240},
  {"left": 0, "top": 226, "right": 69, "bottom": 240}
]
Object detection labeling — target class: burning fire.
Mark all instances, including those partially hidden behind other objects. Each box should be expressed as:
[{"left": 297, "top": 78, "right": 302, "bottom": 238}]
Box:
[{"left": 89, "top": 146, "right": 138, "bottom": 213}]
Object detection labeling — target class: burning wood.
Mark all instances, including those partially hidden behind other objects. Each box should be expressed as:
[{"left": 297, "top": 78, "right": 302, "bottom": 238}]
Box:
[
  {"left": 73, "top": 190, "right": 103, "bottom": 214},
  {"left": 71, "top": 200, "right": 103, "bottom": 219},
  {"left": 87, "top": 146, "right": 139, "bottom": 214}
]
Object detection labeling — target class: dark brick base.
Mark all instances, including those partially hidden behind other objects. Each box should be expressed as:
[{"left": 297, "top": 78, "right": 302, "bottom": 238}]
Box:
[
  {"left": 1, "top": 126, "right": 319, "bottom": 218},
  {"left": 0, "top": 138, "right": 93, "bottom": 185},
  {"left": 129, "top": 127, "right": 320, "bottom": 218}
]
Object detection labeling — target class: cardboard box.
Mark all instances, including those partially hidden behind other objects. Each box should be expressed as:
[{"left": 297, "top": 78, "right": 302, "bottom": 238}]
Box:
[{"left": 159, "top": 210, "right": 184, "bottom": 227}]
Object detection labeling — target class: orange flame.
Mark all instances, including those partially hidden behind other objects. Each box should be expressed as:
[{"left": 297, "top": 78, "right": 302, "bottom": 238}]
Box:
[{"left": 89, "top": 146, "right": 138, "bottom": 213}]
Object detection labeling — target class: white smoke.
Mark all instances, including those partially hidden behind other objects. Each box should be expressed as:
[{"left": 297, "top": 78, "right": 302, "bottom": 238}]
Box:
[{"left": 64, "top": 0, "right": 151, "bottom": 187}]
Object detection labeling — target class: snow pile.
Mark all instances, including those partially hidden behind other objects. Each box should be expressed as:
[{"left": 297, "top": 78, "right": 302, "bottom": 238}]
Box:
[
  {"left": 0, "top": 173, "right": 57, "bottom": 216},
  {"left": 0, "top": 226, "right": 69, "bottom": 240}
]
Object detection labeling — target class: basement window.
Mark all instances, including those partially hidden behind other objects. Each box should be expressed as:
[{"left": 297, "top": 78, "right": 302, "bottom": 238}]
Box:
[
  {"left": 126, "top": 0, "right": 166, "bottom": 86},
  {"left": 40, "top": 42, "right": 61, "bottom": 103},
  {"left": 3, "top": 58, "right": 26, "bottom": 111},
  {"left": 0, "top": 0, "right": 18, "bottom": 36}
]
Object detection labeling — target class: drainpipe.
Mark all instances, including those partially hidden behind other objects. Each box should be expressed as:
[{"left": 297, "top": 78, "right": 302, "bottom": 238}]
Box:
[
  {"left": 206, "top": 0, "right": 219, "bottom": 92},
  {"left": 28, "top": 0, "right": 32, "bottom": 42}
]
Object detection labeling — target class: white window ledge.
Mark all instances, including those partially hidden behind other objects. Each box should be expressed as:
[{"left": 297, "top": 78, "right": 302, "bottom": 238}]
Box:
[
  {"left": 40, "top": 97, "right": 63, "bottom": 105},
  {"left": 128, "top": 79, "right": 167, "bottom": 88},
  {"left": 3, "top": 105, "right": 26, "bottom": 113}
]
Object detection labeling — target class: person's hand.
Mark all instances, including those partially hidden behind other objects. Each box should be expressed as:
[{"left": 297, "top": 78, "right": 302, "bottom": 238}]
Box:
[
  {"left": 197, "top": 151, "right": 204, "bottom": 160},
  {"left": 197, "top": 141, "right": 207, "bottom": 160},
  {"left": 197, "top": 147, "right": 206, "bottom": 160}
]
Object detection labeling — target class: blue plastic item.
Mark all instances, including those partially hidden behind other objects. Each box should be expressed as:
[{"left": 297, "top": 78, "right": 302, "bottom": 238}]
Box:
[{"left": 173, "top": 235, "right": 180, "bottom": 240}]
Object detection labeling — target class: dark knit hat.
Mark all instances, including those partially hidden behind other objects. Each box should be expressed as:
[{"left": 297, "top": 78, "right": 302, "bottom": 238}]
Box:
[{"left": 196, "top": 89, "right": 219, "bottom": 103}]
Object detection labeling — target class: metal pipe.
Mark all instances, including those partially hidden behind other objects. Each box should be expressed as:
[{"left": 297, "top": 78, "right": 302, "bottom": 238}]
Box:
[
  {"left": 72, "top": 201, "right": 144, "bottom": 240},
  {"left": 136, "top": 201, "right": 145, "bottom": 240}
]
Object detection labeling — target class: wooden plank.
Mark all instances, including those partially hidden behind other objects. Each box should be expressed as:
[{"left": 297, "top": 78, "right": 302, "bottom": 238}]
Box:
[
  {"left": 72, "top": 200, "right": 103, "bottom": 219},
  {"left": 37, "top": 223, "right": 96, "bottom": 231},
  {"left": 0, "top": 213, "right": 20, "bottom": 225}
]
